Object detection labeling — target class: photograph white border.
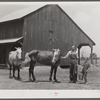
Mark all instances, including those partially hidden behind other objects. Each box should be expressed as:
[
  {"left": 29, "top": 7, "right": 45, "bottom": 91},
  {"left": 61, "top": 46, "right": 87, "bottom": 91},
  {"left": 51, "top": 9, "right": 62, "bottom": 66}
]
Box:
[{"left": 0, "top": 1, "right": 100, "bottom": 98}]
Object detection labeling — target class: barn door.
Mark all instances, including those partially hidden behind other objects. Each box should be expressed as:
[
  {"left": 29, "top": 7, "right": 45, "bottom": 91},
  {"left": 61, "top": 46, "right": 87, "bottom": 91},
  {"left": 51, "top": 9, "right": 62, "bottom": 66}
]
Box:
[{"left": 0, "top": 45, "right": 7, "bottom": 64}]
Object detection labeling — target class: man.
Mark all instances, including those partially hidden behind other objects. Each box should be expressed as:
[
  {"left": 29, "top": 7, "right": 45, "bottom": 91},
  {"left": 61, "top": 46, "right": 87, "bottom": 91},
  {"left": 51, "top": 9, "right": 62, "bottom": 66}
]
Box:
[{"left": 62, "top": 45, "right": 79, "bottom": 83}]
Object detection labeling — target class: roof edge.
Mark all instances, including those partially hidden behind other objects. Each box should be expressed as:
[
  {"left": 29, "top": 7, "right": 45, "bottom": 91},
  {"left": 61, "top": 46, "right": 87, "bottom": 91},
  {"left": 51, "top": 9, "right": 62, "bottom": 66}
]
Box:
[
  {"left": 0, "top": 4, "right": 96, "bottom": 46},
  {"left": 0, "top": 37, "right": 23, "bottom": 44},
  {"left": 56, "top": 5, "right": 95, "bottom": 46}
]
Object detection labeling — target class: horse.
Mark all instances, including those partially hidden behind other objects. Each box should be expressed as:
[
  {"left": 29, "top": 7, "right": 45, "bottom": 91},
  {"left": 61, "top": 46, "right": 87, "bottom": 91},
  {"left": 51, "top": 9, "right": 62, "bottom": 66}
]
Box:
[
  {"left": 27, "top": 49, "right": 61, "bottom": 82},
  {"left": 8, "top": 47, "right": 22, "bottom": 79}
]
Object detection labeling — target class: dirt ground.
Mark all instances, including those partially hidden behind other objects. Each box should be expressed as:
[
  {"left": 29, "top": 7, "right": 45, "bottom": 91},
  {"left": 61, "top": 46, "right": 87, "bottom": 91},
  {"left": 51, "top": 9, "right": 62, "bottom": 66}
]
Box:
[{"left": 0, "top": 63, "right": 100, "bottom": 90}]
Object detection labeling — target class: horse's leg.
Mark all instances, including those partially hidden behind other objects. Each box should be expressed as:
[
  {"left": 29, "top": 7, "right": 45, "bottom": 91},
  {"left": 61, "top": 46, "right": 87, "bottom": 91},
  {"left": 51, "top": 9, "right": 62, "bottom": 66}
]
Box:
[
  {"left": 29, "top": 60, "right": 36, "bottom": 82},
  {"left": 54, "top": 66, "right": 60, "bottom": 83},
  {"left": 13, "top": 66, "right": 15, "bottom": 78},
  {"left": 9, "top": 64, "right": 12, "bottom": 78},
  {"left": 18, "top": 67, "right": 21, "bottom": 79},
  {"left": 29, "top": 68, "right": 32, "bottom": 81},
  {"left": 31, "top": 65, "right": 37, "bottom": 82},
  {"left": 29, "top": 60, "right": 33, "bottom": 81},
  {"left": 49, "top": 65, "right": 54, "bottom": 82}
]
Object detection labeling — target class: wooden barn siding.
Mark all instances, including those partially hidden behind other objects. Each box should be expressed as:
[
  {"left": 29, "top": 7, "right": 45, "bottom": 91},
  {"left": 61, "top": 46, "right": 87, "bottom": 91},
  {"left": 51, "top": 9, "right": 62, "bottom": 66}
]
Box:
[
  {"left": 0, "top": 19, "right": 24, "bottom": 39},
  {"left": 55, "top": 6, "right": 93, "bottom": 51},
  {"left": 23, "top": 5, "right": 53, "bottom": 55},
  {"left": 50, "top": 5, "right": 93, "bottom": 65},
  {"left": 0, "top": 19, "right": 24, "bottom": 64},
  {"left": 22, "top": 5, "right": 94, "bottom": 65}
]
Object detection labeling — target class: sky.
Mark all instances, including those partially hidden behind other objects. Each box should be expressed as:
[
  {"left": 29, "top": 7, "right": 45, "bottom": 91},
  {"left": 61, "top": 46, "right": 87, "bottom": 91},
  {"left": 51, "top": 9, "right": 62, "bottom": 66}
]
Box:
[{"left": 0, "top": 2, "right": 100, "bottom": 57}]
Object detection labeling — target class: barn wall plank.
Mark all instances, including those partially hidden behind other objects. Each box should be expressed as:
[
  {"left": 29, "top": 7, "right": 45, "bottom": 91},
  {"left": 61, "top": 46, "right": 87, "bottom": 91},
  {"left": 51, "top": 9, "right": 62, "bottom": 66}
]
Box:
[
  {"left": 0, "top": 19, "right": 24, "bottom": 39},
  {"left": 22, "top": 5, "right": 94, "bottom": 65}
]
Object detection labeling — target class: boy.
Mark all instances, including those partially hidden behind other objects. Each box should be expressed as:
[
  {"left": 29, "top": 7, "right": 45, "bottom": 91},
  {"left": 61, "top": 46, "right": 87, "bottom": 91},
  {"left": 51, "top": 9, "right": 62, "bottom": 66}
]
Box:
[{"left": 81, "top": 58, "right": 91, "bottom": 84}]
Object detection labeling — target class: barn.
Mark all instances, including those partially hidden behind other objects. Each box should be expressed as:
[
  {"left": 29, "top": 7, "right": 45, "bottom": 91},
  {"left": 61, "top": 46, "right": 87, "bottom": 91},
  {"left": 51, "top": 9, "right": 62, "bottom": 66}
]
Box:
[{"left": 0, "top": 4, "right": 95, "bottom": 66}]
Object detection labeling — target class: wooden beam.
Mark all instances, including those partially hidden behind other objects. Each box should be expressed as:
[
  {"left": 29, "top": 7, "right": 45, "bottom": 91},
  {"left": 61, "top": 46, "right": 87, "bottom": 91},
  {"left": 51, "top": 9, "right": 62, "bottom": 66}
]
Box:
[
  {"left": 78, "top": 47, "right": 81, "bottom": 65},
  {"left": 91, "top": 46, "right": 93, "bottom": 64}
]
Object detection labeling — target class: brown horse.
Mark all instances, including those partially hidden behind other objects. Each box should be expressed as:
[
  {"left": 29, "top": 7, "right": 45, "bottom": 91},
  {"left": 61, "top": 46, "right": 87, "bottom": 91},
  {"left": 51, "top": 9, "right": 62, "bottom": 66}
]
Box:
[{"left": 27, "top": 49, "right": 61, "bottom": 82}]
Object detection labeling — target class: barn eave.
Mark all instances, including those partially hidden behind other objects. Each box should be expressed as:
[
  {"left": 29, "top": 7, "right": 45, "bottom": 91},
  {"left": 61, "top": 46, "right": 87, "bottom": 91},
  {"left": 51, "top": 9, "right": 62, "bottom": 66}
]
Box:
[
  {"left": 0, "top": 4, "right": 96, "bottom": 46},
  {"left": 56, "top": 5, "right": 96, "bottom": 46},
  {"left": 0, "top": 37, "right": 23, "bottom": 44}
]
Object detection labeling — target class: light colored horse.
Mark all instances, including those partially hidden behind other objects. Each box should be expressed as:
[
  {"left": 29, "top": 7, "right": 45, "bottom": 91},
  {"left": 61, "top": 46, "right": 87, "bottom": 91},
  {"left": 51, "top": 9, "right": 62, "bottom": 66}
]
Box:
[
  {"left": 27, "top": 49, "right": 61, "bottom": 82},
  {"left": 8, "top": 47, "right": 22, "bottom": 79}
]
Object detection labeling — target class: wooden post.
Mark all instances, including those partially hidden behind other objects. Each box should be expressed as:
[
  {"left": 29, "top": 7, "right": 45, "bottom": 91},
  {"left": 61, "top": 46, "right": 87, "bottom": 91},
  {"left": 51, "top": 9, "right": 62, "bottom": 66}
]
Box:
[
  {"left": 95, "top": 54, "right": 97, "bottom": 65},
  {"left": 91, "top": 46, "right": 93, "bottom": 64},
  {"left": 78, "top": 47, "right": 80, "bottom": 65}
]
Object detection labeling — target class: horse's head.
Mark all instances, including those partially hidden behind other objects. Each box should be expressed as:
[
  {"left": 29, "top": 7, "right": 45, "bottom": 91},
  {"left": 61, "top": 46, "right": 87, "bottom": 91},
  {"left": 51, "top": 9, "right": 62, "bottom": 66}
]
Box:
[
  {"left": 52, "top": 49, "right": 61, "bottom": 65},
  {"left": 15, "top": 47, "right": 22, "bottom": 59}
]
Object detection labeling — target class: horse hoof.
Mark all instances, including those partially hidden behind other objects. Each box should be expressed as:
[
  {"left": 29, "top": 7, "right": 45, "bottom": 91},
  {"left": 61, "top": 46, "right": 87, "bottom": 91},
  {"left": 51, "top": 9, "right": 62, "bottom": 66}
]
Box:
[
  {"left": 54, "top": 80, "right": 60, "bottom": 83},
  {"left": 49, "top": 78, "right": 53, "bottom": 81},
  {"left": 29, "top": 79, "right": 32, "bottom": 82},
  {"left": 32, "top": 80, "right": 37, "bottom": 83},
  {"left": 84, "top": 82, "right": 87, "bottom": 84},
  {"left": 18, "top": 77, "right": 21, "bottom": 80},
  {"left": 73, "top": 81, "right": 76, "bottom": 83},
  {"left": 34, "top": 80, "right": 37, "bottom": 83},
  {"left": 49, "top": 79, "right": 53, "bottom": 83},
  {"left": 9, "top": 76, "right": 13, "bottom": 79}
]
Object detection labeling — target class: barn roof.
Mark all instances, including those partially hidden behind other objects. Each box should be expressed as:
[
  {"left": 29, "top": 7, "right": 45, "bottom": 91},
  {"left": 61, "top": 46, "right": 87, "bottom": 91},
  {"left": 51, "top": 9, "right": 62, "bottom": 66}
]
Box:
[
  {"left": 0, "top": 4, "right": 46, "bottom": 23},
  {"left": 0, "top": 37, "right": 23, "bottom": 44},
  {"left": 57, "top": 5, "right": 96, "bottom": 46},
  {"left": 0, "top": 4, "right": 95, "bottom": 45}
]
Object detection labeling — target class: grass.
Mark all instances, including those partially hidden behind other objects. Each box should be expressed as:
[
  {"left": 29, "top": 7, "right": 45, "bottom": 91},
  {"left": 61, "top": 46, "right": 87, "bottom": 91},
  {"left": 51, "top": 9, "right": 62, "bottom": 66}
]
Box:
[{"left": 0, "top": 59, "right": 100, "bottom": 89}]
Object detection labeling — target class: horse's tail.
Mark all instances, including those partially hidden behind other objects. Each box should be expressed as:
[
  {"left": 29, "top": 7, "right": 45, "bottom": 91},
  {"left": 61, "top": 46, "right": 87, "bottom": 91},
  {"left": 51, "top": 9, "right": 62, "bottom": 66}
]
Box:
[
  {"left": 21, "top": 52, "right": 31, "bottom": 68},
  {"left": 25, "top": 52, "right": 31, "bottom": 62},
  {"left": 8, "top": 52, "right": 13, "bottom": 66},
  {"left": 7, "top": 52, "right": 14, "bottom": 70}
]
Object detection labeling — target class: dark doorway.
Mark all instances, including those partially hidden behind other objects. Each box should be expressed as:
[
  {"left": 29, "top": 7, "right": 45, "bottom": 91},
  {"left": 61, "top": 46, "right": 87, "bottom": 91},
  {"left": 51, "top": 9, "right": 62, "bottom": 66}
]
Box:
[{"left": 0, "top": 44, "right": 7, "bottom": 64}]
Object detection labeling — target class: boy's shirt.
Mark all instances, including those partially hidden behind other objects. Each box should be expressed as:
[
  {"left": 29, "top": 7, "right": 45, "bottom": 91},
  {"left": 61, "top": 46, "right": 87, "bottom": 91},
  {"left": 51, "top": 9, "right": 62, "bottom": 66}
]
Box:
[{"left": 82, "top": 62, "right": 90, "bottom": 74}]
